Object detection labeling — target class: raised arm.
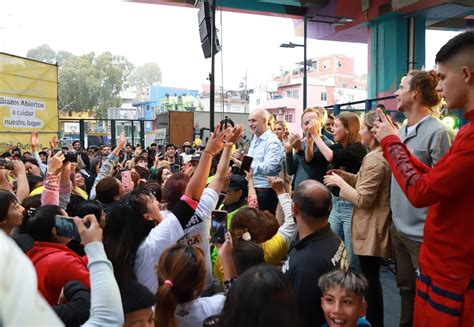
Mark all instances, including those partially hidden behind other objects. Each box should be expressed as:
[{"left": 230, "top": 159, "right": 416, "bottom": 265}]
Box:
[
  {"left": 11, "top": 160, "right": 29, "bottom": 202},
  {"left": 244, "top": 169, "right": 258, "bottom": 209},
  {"left": 75, "top": 215, "right": 124, "bottom": 327},
  {"left": 269, "top": 177, "right": 296, "bottom": 244},
  {"left": 90, "top": 132, "right": 126, "bottom": 199},
  {"left": 308, "top": 119, "right": 334, "bottom": 162},
  {"left": 184, "top": 125, "right": 237, "bottom": 200},
  {"left": 285, "top": 134, "right": 301, "bottom": 176},
  {"left": 208, "top": 125, "right": 244, "bottom": 193},
  {"left": 30, "top": 132, "right": 48, "bottom": 175},
  {"left": 58, "top": 162, "right": 73, "bottom": 209},
  {"left": 41, "top": 151, "right": 65, "bottom": 206}
]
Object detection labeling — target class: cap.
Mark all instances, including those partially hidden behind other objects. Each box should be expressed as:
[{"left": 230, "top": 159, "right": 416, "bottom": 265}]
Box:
[{"left": 227, "top": 174, "right": 248, "bottom": 197}]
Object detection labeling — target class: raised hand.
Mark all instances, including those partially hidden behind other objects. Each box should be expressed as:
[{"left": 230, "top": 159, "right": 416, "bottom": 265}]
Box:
[
  {"left": 373, "top": 108, "right": 399, "bottom": 142},
  {"left": 217, "top": 232, "right": 234, "bottom": 260},
  {"left": 283, "top": 138, "right": 293, "bottom": 153},
  {"left": 308, "top": 119, "right": 321, "bottom": 138},
  {"left": 48, "top": 150, "right": 65, "bottom": 173},
  {"left": 226, "top": 124, "right": 244, "bottom": 145},
  {"left": 50, "top": 136, "right": 59, "bottom": 150},
  {"left": 289, "top": 133, "right": 302, "bottom": 151},
  {"left": 74, "top": 214, "right": 102, "bottom": 245},
  {"left": 268, "top": 176, "right": 286, "bottom": 195},
  {"left": 117, "top": 131, "right": 127, "bottom": 149},
  {"left": 204, "top": 124, "right": 233, "bottom": 156},
  {"left": 11, "top": 160, "right": 26, "bottom": 177},
  {"left": 30, "top": 132, "right": 39, "bottom": 150}
]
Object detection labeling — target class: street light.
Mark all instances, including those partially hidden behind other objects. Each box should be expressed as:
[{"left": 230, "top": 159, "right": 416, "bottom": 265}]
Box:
[{"left": 280, "top": 15, "right": 308, "bottom": 109}]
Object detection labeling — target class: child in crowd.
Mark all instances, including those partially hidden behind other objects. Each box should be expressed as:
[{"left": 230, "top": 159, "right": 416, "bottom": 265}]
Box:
[{"left": 319, "top": 269, "right": 371, "bottom": 327}]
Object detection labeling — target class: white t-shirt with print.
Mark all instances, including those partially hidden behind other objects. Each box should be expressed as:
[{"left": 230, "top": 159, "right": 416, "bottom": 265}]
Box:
[
  {"left": 135, "top": 213, "right": 184, "bottom": 294},
  {"left": 163, "top": 188, "right": 219, "bottom": 291},
  {"left": 175, "top": 294, "right": 225, "bottom": 327}
]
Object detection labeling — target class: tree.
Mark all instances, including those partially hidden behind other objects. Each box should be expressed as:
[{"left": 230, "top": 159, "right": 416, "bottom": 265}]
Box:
[
  {"left": 26, "top": 44, "right": 56, "bottom": 64},
  {"left": 56, "top": 50, "right": 74, "bottom": 67},
  {"left": 58, "top": 52, "right": 133, "bottom": 119},
  {"left": 128, "top": 62, "right": 162, "bottom": 88}
]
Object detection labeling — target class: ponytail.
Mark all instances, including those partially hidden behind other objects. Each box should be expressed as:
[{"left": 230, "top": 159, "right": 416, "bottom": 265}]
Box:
[
  {"left": 155, "top": 281, "right": 179, "bottom": 327},
  {"left": 155, "top": 244, "right": 206, "bottom": 327}
]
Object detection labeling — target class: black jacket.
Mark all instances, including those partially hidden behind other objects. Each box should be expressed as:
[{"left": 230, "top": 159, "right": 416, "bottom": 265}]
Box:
[{"left": 53, "top": 281, "right": 91, "bottom": 327}]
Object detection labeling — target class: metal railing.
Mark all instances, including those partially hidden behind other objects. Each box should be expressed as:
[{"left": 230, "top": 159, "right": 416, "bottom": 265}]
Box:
[
  {"left": 59, "top": 118, "right": 154, "bottom": 148},
  {"left": 325, "top": 95, "right": 396, "bottom": 115}
]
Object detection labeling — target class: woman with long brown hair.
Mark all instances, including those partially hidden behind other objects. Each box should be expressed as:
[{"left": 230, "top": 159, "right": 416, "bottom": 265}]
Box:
[{"left": 305, "top": 112, "right": 367, "bottom": 272}]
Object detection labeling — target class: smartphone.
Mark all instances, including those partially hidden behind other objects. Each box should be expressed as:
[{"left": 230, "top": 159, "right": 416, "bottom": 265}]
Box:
[
  {"left": 239, "top": 155, "right": 253, "bottom": 175},
  {"left": 121, "top": 170, "right": 132, "bottom": 189},
  {"left": 211, "top": 210, "right": 228, "bottom": 244},
  {"left": 54, "top": 215, "right": 81, "bottom": 241}
]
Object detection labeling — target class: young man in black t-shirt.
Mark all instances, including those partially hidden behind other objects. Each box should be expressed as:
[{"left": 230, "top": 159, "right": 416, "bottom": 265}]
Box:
[{"left": 282, "top": 180, "right": 348, "bottom": 327}]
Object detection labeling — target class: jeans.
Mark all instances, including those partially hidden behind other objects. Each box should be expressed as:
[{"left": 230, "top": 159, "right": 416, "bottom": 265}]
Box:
[
  {"left": 328, "top": 196, "right": 360, "bottom": 272},
  {"left": 390, "top": 223, "right": 421, "bottom": 327},
  {"left": 359, "top": 255, "right": 384, "bottom": 327}
]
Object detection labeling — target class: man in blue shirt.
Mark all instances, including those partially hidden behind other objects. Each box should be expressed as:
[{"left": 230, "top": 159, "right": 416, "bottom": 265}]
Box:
[{"left": 245, "top": 108, "right": 283, "bottom": 214}]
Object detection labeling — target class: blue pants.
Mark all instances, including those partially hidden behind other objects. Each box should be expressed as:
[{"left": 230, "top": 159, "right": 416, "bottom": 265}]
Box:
[{"left": 329, "top": 196, "right": 360, "bottom": 272}]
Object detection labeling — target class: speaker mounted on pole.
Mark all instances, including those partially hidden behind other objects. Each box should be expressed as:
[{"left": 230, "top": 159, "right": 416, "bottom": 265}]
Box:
[{"left": 198, "top": 0, "right": 220, "bottom": 59}]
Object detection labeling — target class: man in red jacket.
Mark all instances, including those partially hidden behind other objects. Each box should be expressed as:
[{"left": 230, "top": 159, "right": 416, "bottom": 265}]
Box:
[{"left": 374, "top": 31, "right": 474, "bottom": 326}]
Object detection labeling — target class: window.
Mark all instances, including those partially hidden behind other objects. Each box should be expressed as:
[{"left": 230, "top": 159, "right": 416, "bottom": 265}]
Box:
[
  {"left": 323, "top": 61, "right": 329, "bottom": 69},
  {"left": 284, "top": 114, "right": 293, "bottom": 123},
  {"left": 337, "top": 60, "right": 342, "bottom": 67},
  {"left": 286, "top": 89, "right": 299, "bottom": 99},
  {"left": 321, "top": 92, "right": 327, "bottom": 101},
  {"left": 256, "top": 99, "right": 261, "bottom": 105}
]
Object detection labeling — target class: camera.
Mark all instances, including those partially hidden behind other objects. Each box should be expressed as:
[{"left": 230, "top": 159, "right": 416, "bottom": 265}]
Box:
[
  {"left": 52, "top": 149, "right": 78, "bottom": 163},
  {"left": 0, "top": 158, "right": 14, "bottom": 170}
]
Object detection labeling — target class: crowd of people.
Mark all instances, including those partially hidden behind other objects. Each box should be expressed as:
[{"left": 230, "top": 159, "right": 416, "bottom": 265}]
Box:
[{"left": 0, "top": 31, "right": 473, "bottom": 327}]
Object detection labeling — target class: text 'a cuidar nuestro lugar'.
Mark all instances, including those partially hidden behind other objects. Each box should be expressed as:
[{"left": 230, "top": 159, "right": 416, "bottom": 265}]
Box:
[{"left": 1, "top": 96, "right": 45, "bottom": 129}]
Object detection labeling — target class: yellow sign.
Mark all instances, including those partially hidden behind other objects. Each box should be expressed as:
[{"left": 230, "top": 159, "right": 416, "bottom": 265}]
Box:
[
  {"left": 0, "top": 53, "right": 58, "bottom": 133},
  {"left": 0, "top": 132, "right": 58, "bottom": 153}
]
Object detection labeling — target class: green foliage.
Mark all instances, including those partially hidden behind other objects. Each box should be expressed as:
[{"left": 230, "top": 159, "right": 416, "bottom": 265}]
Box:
[
  {"left": 26, "top": 44, "right": 56, "bottom": 64},
  {"left": 56, "top": 50, "right": 74, "bottom": 67},
  {"left": 128, "top": 62, "right": 162, "bottom": 88},
  {"left": 26, "top": 44, "right": 163, "bottom": 119},
  {"left": 57, "top": 51, "right": 133, "bottom": 118}
]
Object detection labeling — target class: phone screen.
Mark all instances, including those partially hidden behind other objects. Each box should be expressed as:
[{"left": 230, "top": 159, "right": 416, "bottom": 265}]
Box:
[
  {"left": 54, "top": 215, "right": 81, "bottom": 241},
  {"left": 211, "top": 210, "right": 228, "bottom": 244},
  {"left": 239, "top": 155, "right": 253, "bottom": 175},
  {"left": 121, "top": 170, "right": 132, "bottom": 189}
]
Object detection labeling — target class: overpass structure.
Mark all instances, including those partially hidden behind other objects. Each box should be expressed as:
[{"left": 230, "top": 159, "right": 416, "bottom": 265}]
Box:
[{"left": 129, "top": 0, "right": 473, "bottom": 106}]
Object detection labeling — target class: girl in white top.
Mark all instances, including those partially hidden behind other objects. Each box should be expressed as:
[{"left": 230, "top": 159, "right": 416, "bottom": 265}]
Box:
[{"left": 155, "top": 243, "right": 225, "bottom": 327}]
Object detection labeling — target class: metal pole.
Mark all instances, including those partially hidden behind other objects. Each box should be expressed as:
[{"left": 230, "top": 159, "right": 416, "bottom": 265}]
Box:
[
  {"left": 209, "top": 0, "right": 216, "bottom": 131},
  {"left": 303, "top": 15, "right": 308, "bottom": 110}
]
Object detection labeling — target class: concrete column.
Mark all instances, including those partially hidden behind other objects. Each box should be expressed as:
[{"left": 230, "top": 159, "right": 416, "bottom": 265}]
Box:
[{"left": 368, "top": 16, "right": 426, "bottom": 99}]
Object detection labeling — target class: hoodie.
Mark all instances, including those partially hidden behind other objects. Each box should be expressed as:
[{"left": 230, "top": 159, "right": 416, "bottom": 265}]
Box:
[{"left": 27, "top": 241, "right": 90, "bottom": 305}]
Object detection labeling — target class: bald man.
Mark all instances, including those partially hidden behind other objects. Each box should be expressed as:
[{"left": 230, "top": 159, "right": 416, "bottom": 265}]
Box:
[
  {"left": 282, "top": 180, "right": 348, "bottom": 327},
  {"left": 246, "top": 109, "right": 283, "bottom": 214}
]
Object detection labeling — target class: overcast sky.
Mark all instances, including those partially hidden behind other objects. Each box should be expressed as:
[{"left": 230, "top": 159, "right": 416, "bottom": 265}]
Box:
[{"left": 0, "top": 0, "right": 460, "bottom": 90}]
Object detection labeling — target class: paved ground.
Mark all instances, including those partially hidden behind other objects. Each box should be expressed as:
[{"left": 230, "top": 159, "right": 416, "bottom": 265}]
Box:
[{"left": 381, "top": 260, "right": 401, "bottom": 327}]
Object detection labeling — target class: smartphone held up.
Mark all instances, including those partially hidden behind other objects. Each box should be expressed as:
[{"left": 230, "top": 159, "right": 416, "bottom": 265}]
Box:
[{"left": 211, "top": 210, "right": 228, "bottom": 244}]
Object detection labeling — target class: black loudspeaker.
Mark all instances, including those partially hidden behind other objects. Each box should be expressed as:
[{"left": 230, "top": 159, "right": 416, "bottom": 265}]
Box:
[{"left": 198, "top": 0, "right": 220, "bottom": 59}]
